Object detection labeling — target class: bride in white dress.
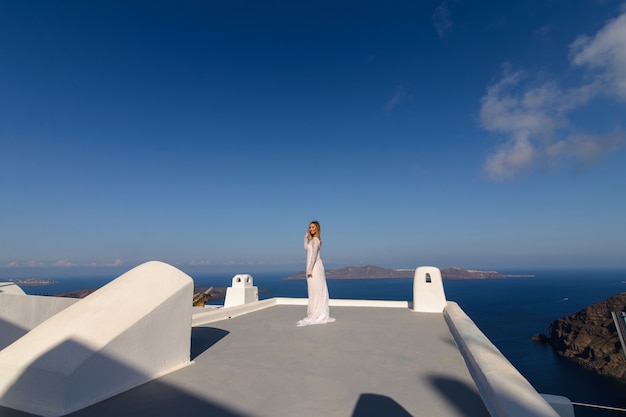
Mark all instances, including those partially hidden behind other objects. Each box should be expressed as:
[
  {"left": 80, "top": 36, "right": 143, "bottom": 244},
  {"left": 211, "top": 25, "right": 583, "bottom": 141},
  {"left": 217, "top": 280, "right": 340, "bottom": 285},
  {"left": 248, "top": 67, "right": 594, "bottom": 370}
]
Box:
[{"left": 297, "top": 221, "right": 336, "bottom": 327}]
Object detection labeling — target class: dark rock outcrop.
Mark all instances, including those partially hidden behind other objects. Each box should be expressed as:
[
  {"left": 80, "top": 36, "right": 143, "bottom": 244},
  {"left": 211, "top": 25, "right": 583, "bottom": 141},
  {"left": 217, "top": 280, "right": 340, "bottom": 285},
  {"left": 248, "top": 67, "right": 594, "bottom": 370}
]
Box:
[
  {"left": 538, "top": 292, "right": 626, "bottom": 382},
  {"left": 193, "top": 287, "right": 213, "bottom": 307}
]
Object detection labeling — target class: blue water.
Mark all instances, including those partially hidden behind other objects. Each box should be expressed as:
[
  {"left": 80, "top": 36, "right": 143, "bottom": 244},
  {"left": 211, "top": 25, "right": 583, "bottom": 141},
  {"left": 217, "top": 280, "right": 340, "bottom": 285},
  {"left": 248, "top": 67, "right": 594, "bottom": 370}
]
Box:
[{"left": 19, "top": 268, "right": 626, "bottom": 415}]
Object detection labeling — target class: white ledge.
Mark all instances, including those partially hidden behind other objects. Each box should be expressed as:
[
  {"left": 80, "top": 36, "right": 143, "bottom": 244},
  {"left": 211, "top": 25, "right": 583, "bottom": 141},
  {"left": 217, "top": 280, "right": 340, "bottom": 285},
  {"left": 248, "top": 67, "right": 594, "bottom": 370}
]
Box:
[
  {"left": 192, "top": 297, "right": 409, "bottom": 326},
  {"left": 444, "top": 301, "right": 572, "bottom": 417}
]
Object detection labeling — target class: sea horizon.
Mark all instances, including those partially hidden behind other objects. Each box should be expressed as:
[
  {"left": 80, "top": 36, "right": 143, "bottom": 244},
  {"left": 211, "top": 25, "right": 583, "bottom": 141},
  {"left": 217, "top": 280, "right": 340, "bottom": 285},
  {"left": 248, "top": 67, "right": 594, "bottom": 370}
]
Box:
[{"left": 3, "top": 263, "right": 626, "bottom": 281}]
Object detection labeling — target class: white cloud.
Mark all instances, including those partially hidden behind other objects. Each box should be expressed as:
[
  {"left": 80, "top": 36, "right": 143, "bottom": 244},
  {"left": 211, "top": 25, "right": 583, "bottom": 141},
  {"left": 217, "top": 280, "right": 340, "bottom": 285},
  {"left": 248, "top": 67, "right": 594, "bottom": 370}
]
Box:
[
  {"left": 53, "top": 260, "right": 78, "bottom": 267},
  {"left": 480, "top": 69, "right": 567, "bottom": 136},
  {"left": 570, "top": 8, "right": 626, "bottom": 101},
  {"left": 385, "top": 85, "right": 408, "bottom": 113},
  {"left": 482, "top": 133, "right": 535, "bottom": 181},
  {"left": 85, "top": 259, "right": 124, "bottom": 267},
  {"left": 533, "top": 25, "right": 552, "bottom": 37},
  {"left": 433, "top": 0, "right": 456, "bottom": 39},
  {"left": 480, "top": 8, "right": 626, "bottom": 180},
  {"left": 189, "top": 260, "right": 212, "bottom": 266},
  {"left": 547, "top": 130, "right": 626, "bottom": 166}
]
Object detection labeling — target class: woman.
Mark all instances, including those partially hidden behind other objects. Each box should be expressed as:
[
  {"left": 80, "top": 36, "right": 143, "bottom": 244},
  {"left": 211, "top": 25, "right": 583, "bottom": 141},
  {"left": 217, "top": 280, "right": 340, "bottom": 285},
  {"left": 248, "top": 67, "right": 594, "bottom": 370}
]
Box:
[{"left": 297, "top": 221, "right": 336, "bottom": 327}]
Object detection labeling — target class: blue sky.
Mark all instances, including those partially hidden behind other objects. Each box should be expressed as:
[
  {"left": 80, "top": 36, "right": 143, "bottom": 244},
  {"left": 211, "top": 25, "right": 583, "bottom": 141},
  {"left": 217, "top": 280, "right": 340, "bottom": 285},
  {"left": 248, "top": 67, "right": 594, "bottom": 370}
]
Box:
[{"left": 1, "top": 0, "right": 625, "bottom": 277}]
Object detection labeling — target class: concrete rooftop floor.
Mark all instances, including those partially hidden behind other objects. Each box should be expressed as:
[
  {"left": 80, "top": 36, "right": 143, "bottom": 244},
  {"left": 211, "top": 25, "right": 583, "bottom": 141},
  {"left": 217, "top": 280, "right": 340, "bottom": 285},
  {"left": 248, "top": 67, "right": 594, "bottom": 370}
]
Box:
[{"left": 0, "top": 303, "right": 491, "bottom": 417}]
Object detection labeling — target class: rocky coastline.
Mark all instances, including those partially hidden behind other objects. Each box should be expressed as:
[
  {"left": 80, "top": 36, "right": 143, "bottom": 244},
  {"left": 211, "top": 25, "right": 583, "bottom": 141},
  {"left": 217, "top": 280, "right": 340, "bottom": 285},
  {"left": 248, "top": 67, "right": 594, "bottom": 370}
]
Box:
[{"left": 532, "top": 292, "right": 626, "bottom": 382}]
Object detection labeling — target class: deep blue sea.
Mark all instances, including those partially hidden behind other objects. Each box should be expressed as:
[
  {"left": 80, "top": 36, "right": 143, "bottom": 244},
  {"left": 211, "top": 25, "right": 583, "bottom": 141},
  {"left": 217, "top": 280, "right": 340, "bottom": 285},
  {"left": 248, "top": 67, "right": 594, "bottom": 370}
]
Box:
[{"left": 19, "top": 268, "right": 626, "bottom": 416}]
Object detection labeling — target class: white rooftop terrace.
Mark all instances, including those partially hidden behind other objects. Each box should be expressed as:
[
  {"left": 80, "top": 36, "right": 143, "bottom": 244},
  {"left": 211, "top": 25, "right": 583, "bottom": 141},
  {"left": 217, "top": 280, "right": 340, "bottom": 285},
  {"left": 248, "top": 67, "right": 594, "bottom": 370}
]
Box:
[{"left": 0, "top": 262, "right": 574, "bottom": 417}]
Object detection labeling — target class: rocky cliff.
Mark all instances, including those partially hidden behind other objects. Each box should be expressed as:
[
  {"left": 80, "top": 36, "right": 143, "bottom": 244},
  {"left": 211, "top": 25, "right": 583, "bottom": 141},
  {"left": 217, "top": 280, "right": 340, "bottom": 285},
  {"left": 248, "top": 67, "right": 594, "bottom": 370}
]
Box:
[{"left": 533, "top": 292, "right": 626, "bottom": 382}]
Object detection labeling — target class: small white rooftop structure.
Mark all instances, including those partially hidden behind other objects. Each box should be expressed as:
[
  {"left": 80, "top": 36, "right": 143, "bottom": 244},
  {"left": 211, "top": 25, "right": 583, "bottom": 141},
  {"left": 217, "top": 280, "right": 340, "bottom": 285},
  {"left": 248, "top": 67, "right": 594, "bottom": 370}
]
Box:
[
  {"left": 223, "top": 273, "right": 258, "bottom": 308},
  {"left": 412, "top": 266, "right": 447, "bottom": 313}
]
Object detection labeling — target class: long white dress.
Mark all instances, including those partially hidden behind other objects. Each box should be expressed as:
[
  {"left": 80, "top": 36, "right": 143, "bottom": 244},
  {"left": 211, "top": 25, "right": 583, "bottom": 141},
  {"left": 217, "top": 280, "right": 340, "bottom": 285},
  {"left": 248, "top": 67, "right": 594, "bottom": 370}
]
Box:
[{"left": 297, "top": 236, "right": 335, "bottom": 327}]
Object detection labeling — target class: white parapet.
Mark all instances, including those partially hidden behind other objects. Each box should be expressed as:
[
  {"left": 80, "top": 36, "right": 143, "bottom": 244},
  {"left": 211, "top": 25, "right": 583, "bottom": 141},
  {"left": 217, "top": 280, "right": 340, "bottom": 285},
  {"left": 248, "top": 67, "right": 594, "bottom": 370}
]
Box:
[
  {"left": 0, "top": 261, "right": 194, "bottom": 417},
  {"left": 541, "top": 394, "right": 575, "bottom": 417},
  {"left": 411, "top": 266, "right": 447, "bottom": 313},
  {"left": 0, "top": 294, "right": 78, "bottom": 351},
  {"left": 444, "top": 301, "right": 565, "bottom": 417},
  {"left": 224, "top": 274, "right": 258, "bottom": 308},
  {"left": 0, "top": 282, "right": 26, "bottom": 295}
]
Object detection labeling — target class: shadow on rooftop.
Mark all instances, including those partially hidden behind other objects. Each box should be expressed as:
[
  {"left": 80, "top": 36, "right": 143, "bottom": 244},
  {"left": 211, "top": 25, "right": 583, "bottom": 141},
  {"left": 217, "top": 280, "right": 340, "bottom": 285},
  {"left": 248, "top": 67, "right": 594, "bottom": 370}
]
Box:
[
  {"left": 428, "top": 374, "right": 489, "bottom": 417},
  {"left": 63, "top": 377, "right": 254, "bottom": 417},
  {"left": 440, "top": 334, "right": 460, "bottom": 349},
  {"left": 190, "top": 327, "right": 229, "bottom": 360},
  {"left": 0, "top": 325, "right": 238, "bottom": 417},
  {"left": 0, "top": 317, "right": 28, "bottom": 351},
  {"left": 351, "top": 393, "right": 413, "bottom": 417},
  {"left": 0, "top": 407, "right": 39, "bottom": 417}
]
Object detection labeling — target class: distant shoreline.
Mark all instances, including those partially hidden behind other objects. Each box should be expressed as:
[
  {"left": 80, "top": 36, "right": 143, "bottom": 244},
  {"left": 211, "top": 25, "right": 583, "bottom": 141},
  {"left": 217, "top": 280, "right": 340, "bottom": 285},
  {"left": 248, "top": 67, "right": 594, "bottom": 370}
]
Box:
[
  {"left": 4, "top": 278, "right": 58, "bottom": 286},
  {"left": 283, "top": 265, "right": 531, "bottom": 280},
  {"left": 1, "top": 267, "right": 536, "bottom": 298}
]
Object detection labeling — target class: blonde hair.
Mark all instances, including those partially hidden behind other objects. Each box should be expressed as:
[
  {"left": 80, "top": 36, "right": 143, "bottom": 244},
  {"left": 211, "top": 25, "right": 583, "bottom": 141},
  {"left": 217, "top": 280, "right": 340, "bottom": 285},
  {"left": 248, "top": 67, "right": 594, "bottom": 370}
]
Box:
[{"left": 309, "top": 221, "right": 322, "bottom": 243}]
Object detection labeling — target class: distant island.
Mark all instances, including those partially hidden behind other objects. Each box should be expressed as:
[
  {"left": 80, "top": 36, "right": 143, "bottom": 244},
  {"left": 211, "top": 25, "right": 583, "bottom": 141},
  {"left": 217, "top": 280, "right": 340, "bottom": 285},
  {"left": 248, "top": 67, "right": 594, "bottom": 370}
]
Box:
[
  {"left": 283, "top": 265, "right": 511, "bottom": 280},
  {"left": 6, "top": 266, "right": 524, "bottom": 302}
]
